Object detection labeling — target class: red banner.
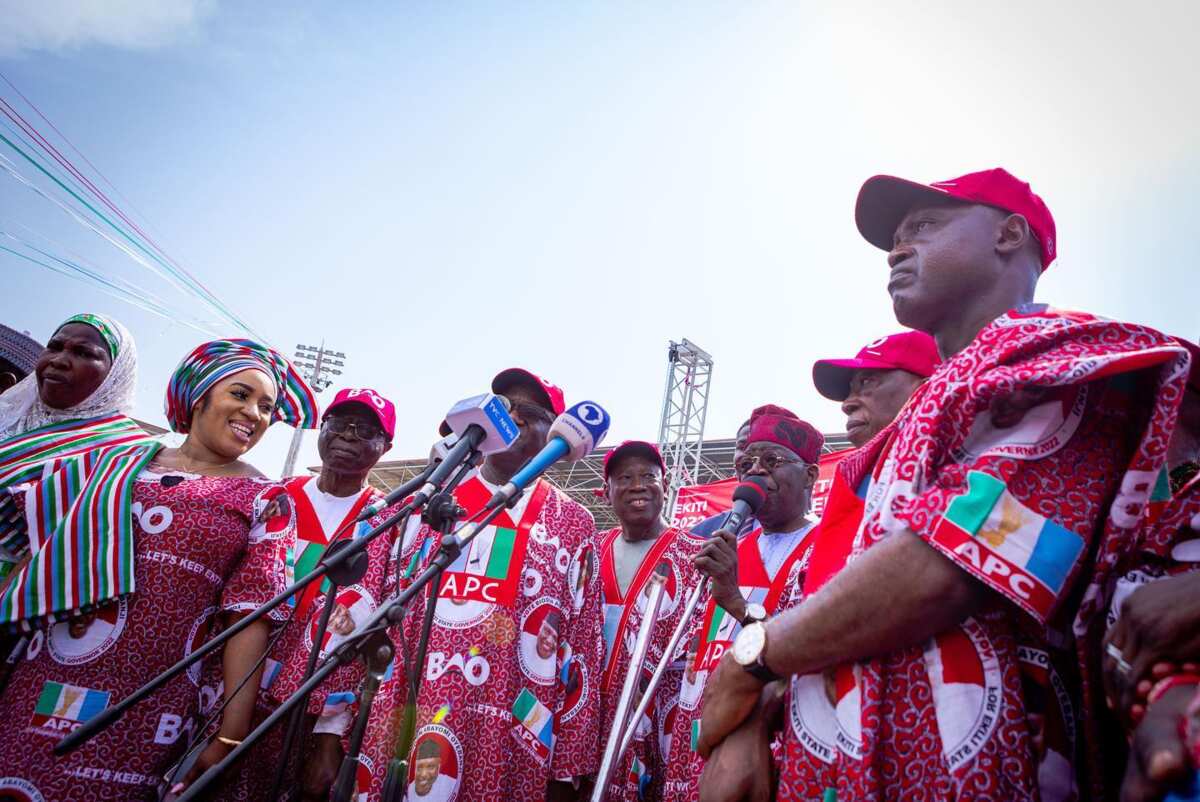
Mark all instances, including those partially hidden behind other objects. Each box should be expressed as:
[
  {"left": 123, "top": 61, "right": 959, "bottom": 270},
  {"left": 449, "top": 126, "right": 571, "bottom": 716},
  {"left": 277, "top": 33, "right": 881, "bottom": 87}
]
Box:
[{"left": 670, "top": 449, "right": 851, "bottom": 529}]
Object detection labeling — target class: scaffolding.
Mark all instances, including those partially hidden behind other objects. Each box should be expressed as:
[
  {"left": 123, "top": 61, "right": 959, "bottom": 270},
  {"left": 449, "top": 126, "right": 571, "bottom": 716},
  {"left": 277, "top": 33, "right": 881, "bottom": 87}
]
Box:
[{"left": 656, "top": 338, "right": 713, "bottom": 516}]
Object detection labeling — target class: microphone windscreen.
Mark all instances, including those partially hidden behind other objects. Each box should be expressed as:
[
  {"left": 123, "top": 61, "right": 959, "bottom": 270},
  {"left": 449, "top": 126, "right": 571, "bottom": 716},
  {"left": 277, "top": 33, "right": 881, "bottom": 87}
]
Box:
[
  {"left": 732, "top": 476, "right": 769, "bottom": 512},
  {"left": 547, "top": 401, "right": 611, "bottom": 461}
]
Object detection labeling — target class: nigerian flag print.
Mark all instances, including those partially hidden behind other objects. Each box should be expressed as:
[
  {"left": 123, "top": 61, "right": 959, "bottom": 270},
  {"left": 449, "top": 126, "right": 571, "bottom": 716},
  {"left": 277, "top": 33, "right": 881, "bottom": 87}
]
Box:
[{"left": 931, "top": 470, "right": 1085, "bottom": 621}]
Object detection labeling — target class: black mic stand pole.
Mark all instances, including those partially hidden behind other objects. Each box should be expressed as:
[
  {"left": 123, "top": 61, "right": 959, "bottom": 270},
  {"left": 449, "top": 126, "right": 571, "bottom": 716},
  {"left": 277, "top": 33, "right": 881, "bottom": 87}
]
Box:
[
  {"left": 55, "top": 463, "right": 438, "bottom": 756},
  {"left": 266, "top": 538, "right": 372, "bottom": 802},
  {"left": 269, "top": 455, "right": 478, "bottom": 801},
  {"left": 176, "top": 489, "right": 522, "bottom": 802}
]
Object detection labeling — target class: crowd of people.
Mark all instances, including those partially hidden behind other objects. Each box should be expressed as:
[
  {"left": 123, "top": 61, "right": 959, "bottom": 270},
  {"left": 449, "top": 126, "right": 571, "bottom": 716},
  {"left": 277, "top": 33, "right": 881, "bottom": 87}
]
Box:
[{"left": 0, "top": 166, "right": 1196, "bottom": 802}]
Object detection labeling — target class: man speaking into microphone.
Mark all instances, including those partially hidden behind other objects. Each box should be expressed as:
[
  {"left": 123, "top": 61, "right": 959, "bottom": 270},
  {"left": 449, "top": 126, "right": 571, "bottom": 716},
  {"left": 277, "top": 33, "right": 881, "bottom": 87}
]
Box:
[
  {"left": 661, "top": 405, "right": 825, "bottom": 802},
  {"left": 360, "top": 368, "right": 605, "bottom": 802}
]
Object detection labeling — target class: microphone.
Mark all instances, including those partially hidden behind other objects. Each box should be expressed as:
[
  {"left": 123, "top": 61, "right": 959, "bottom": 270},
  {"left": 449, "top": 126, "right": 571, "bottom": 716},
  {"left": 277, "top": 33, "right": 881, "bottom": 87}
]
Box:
[
  {"left": 488, "top": 401, "right": 610, "bottom": 508},
  {"left": 720, "top": 476, "right": 769, "bottom": 534},
  {"left": 356, "top": 395, "right": 517, "bottom": 521}
]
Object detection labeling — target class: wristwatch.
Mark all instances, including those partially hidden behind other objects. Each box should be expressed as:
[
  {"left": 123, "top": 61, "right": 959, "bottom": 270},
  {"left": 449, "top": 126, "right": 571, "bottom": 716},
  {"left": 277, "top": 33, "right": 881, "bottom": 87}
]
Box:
[
  {"left": 732, "top": 621, "right": 780, "bottom": 683},
  {"left": 741, "top": 602, "right": 768, "bottom": 625}
]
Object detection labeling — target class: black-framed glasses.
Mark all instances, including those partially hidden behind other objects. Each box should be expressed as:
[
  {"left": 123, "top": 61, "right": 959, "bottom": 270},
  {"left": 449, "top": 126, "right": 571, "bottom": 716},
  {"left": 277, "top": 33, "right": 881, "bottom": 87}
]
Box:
[
  {"left": 735, "top": 452, "right": 803, "bottom": 475},
  {"left": 323, "top": 417, "right": 386, "bottom": 442}
]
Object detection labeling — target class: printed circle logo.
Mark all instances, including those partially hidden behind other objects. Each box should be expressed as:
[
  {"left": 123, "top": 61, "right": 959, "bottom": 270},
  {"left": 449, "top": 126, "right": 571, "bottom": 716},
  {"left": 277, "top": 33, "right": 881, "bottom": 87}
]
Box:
[
  {"left": 433, "top": 593, "right": 494, "bottom": 630},
  {"left": 48, "top": 598, "right": 128, "bottom": 666},
  {"left": 185, "top": 606, "right": 219, "bottom": 686},
  {"left": 304, "top": 585, "right": 377, "bottom": 658},
  {"left": 788, "top": 672, "right": 837, "bottom": 765},
  {"left": 635, "top": 559, "right": 679, "bottom": 619},
  {"left": 566, "top": 545, "right": 594, "bottom": 612},
  {"left": 558, "top": 639, "right": 588, "bottom": 724},
  {"left": 353, "top": 753, "right": 375, "bottom": 802},
  {"left": 658, "top": 695, "right": 677, "bottom": 763},
  {"left": 577, "top": 403, "right": 604, "bottom": 426},
  {"left": 0, "top": 777, "right": 45, "bottom": 802},
  {"left": 927, "top": 619, "right": 1003, "bottom": 771},
  {"left": 250, "top": 487, "right": 294, "bottom": 544},
  {"left": 517, "top": 599, "right": 562, "bottom": 685},
  {"left": 408, "top": 724, "right": 463, "bottom": 801}
]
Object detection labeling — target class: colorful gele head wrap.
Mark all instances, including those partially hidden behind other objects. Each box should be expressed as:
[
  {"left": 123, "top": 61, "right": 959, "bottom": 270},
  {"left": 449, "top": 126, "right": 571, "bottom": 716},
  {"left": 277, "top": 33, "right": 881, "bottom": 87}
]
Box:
[{"left": 164, "top": 338, "right": 319, "bottom": 434}]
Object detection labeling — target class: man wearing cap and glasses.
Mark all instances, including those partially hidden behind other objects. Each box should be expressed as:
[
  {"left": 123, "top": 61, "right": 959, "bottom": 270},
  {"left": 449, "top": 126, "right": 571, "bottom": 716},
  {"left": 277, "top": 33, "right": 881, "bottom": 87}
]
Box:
[
  {"left": 594, "top": 440, "right": 706, "bottom": 801},
  {"left": 696, "top": 168, "right": 1188, "bottom": 802},
  {"left": 215, "top": 388, "right": 396, "bottom": 801},
  {"left": 662, "top": 405, "right": 824, "bottom": 802},
  {"left": 359, "top": 368, "right": 605, "bottom": 802}
]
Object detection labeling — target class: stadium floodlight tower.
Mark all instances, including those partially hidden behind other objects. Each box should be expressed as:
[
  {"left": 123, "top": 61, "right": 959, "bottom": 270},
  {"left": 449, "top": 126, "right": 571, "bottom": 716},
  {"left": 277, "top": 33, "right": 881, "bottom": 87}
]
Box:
[
  {"left": 657, "top": 338, "right": 713, "bottom": 516},
  {"left": 280, "top": 342, "right": 346, "bottom": 478}
]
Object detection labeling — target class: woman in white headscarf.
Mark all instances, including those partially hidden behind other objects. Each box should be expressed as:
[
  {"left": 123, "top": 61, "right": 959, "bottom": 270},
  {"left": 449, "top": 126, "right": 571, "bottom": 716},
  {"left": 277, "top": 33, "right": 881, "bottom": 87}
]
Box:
[
  {"left": 0, "top": 312, "right": 139, "bottom": 440},
  {"left": 0, "top": 313, "right": 153, "bottom": 578}
]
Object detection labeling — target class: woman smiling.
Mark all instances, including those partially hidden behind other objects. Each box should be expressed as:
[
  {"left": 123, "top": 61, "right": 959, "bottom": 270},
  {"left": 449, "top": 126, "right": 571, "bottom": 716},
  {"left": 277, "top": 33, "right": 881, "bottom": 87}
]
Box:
[{"left": 0, "top": 338, "right": 317, "bottom": 802}]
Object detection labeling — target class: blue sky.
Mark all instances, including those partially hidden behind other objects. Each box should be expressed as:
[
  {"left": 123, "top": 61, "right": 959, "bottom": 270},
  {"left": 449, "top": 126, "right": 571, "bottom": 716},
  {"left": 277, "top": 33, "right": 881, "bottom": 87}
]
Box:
[{"left": 1, "top": 0, "right": 1197, "bottom": 477}]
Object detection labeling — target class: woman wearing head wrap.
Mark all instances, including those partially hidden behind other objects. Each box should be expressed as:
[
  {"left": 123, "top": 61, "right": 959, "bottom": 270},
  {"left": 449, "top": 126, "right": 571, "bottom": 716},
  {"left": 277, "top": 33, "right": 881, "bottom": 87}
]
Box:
[
  {"left": 0, "top": 338, "right": 317, "bottom": 802},
  {"left": 0, "top": 314, "right": 153, "bottom": 583}
]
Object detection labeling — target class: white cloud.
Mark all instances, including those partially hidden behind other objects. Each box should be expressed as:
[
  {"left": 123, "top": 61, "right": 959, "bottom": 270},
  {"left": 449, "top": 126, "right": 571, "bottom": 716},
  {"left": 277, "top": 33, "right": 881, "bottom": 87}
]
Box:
[{"left": 0, "top": 0, "right": 213, "bottom": 57}]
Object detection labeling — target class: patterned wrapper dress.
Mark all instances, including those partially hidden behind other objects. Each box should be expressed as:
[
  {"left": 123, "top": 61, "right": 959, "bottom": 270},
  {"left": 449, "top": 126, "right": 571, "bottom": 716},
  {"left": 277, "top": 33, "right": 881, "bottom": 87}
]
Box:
[{"left": 0, "top": 471, "right": 280, "bottom": 802}]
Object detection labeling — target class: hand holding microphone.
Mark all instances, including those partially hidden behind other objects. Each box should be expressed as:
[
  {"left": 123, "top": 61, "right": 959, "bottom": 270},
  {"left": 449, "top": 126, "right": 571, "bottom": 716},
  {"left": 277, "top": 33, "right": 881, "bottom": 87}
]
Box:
[{"left": 693, "top": 477, "right": 768, "bottom": 623}]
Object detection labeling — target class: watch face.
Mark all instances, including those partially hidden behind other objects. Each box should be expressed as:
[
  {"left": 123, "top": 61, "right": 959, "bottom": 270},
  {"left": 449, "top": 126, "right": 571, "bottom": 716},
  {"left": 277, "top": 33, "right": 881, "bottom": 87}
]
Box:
[
  {"left": 733, "top": 622, "right": 766, "bottom": 666},
  {"left": 745, "top": 603, "right": 767, "bottom": 622}
]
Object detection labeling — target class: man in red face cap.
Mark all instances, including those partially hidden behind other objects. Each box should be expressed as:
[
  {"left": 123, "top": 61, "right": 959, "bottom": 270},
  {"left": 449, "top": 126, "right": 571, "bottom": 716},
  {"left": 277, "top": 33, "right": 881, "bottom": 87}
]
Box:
[
  {"left": 216, "top": 387, "right": 396, "bottom": 801},
  {"left": 813, "top": 330, "right": 939, "bottom": 448},
  {"left": 360, "top": 368, "right": 604, "bottom": 802},
  {"left": 697, "top": 169, "right": 1189, "bottom": 802},
  {"left": 594, "top": 440, "right": 706, "bottom": 801},
  {"left": 659, "top": 405, "right": 825, "bottom": 802}
]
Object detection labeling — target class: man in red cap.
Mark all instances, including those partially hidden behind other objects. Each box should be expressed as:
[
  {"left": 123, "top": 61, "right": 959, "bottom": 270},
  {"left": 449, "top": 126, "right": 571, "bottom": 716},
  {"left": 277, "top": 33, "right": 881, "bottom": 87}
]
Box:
[
  {"left": 813, "top": 330, "right": 939, "bottom": 448},
  {"left": 594, "top": 440, "right": 706, "bottom": 801},
  {"left": 697, "top": 168, "right": 1189, "bottom": 802},
  {"left": 361, "top": 368, "right": 604, "bottom": 802},
  {"left": 660, "top": 405, "right": 825, "bottom": 802},
  {"left": 216, "top": 387, "right": 397, "bottom": 800}
]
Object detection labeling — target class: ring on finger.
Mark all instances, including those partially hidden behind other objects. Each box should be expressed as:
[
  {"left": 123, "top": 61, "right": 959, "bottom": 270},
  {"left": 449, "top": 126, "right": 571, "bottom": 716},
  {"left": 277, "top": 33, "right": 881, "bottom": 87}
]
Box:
[{"left": 1105, "top": 642, "right": 1134, "bottom": 677}]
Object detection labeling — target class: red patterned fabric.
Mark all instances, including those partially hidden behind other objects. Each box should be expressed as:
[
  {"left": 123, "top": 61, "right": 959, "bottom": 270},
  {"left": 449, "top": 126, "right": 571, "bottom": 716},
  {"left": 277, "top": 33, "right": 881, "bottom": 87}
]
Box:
[
  {"left": 595, "top": 525, "right": 705, "bottom": 802},
  {"left": 0, "top": 473, "right": 278, "bottom": 801},
  {"left": 778, "top": 305, "right": 1188, "bottom": 802},
  {"left": 358, "top": 471, "right": 603, "bottom": 802},
  {"left": 211, "top": 476, "right": 390, "bottom": 801},
  {"left": 660, "top": 521, "right": 818, "bottom": 802}
]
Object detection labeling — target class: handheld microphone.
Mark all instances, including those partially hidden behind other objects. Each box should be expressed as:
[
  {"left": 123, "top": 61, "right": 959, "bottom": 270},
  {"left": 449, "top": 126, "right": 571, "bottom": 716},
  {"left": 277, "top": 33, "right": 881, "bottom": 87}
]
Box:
[
  {"left": 488, "top": 401, "right": 611, "bottom": 508},
  {"left": 356, "top": 395, "right": 517, "bottom": 522},
  {"left": 720, "top": 476, "right": 769, "bottom": 534}
]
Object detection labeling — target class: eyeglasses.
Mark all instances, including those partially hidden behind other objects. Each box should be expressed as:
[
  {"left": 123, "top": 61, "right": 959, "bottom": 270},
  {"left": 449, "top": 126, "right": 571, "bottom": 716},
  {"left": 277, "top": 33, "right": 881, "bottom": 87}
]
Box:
[
  {"left": 323, "top": 417, "right": 386, "bottom": 442},
  {"left": 735, "top": 452, "right": 804, "bottom": 475}
]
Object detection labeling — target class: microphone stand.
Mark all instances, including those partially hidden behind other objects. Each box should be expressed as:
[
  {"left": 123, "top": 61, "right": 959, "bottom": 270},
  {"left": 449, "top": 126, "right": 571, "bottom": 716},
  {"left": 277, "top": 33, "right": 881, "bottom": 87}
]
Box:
[
  {"left": 175, "top": 486, "right": 522, "bottom": 802},
  {"left": 266, "top": 537, "right": 373, "bottom": 802},
  {"left": 54, "top": 462, "right": 441, "bottom": 757}
]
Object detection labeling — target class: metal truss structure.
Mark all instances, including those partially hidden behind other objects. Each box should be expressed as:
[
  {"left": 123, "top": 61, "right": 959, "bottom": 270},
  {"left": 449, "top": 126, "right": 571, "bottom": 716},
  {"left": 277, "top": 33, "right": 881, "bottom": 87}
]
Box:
[
  {"left": 656, "top": 339, "right": 713, "bottom": 515},
  {"left": 353, "top": 432, "right": 852, "bottom": 533}
]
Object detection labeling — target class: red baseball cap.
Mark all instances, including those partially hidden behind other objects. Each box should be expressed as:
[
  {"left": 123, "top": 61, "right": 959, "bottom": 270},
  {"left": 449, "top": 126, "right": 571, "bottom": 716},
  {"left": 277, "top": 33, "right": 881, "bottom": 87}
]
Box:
[
  {"left": 856, "top": 168, "right": 1057, "bottom": 270},
  {"left": 812, "top": 330, "right": 940, "bottom": 402},
  {"left": 603, "top": 440, "right": 665, "bottom": 480},
  {"left": 323, "top": 387, "right": 396, "bottom": 442},
  {"left": 491, "top": 368, "right": 566, "bottom": 416}
]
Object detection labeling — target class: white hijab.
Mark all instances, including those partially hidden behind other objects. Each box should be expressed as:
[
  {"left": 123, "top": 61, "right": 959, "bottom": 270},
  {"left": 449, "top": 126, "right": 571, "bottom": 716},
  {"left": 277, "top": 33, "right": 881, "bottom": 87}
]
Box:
[{"left": 0, "top": 314, "right": 139, "bottom": 440}]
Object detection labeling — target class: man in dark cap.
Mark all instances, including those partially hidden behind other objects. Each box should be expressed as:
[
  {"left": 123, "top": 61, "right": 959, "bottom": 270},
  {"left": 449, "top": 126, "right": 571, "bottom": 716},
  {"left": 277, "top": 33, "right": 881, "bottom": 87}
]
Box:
[
  {"left": 660, "top": 404, "right": 825, "bottom": 802},
  {"left": 698, "top": 168, "right": 1189, "bottom": 802}
]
